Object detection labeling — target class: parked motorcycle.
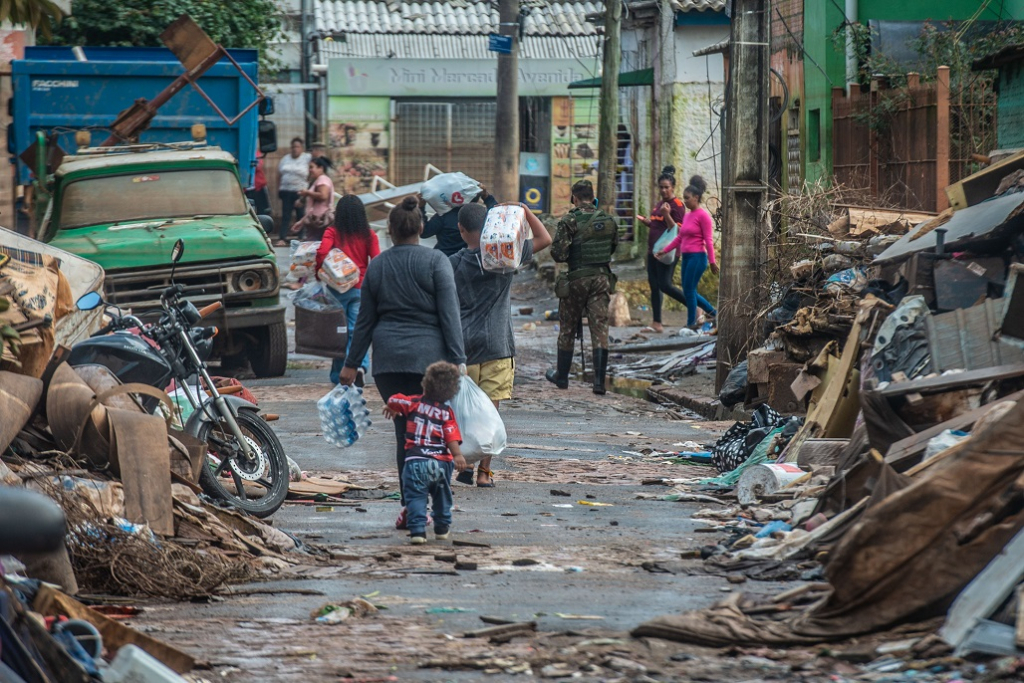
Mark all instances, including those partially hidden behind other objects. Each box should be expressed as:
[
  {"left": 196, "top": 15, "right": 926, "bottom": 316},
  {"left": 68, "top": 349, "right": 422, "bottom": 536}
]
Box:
[{"left": 70, "top": 239, "right": 289, "bottom": 518}]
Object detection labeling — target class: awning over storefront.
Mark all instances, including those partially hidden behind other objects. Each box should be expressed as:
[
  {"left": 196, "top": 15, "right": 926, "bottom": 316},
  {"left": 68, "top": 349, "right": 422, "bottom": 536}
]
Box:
[{"left": 567, "top": 67, "right": 654, "bottom": 89}]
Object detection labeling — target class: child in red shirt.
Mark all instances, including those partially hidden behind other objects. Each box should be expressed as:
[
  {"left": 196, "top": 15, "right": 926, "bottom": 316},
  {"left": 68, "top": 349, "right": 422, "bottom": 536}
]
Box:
[{"left": 384, "top": 361, "right": 467, "bottom": 544}]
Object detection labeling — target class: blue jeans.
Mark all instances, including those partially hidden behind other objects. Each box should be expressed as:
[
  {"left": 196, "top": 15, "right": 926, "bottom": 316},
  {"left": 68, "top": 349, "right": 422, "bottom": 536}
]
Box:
[
  {"left": 681, "top": 252, "right": 717, "bottom": 326},
  {"left": 329, "top": 287, "right": 369, "bottom": 383},
  {"left": 402, "top": 458, "right": 454, "bottom": 534}
]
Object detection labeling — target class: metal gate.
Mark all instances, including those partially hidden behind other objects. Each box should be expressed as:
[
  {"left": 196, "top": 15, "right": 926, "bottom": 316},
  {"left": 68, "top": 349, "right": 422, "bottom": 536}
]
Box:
[{"left": 393, "top": 100, "right": 498, "bottom": 189}]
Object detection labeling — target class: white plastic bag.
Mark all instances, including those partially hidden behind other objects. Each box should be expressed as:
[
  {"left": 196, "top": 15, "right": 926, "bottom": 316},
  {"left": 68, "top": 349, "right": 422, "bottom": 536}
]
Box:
[
  {"left": 450, "top": 376, "right": 507, "bottom": 464},
  {"left": 421, "top": 172, "right": 482, "bottom": 215},
  {"left": 318, "top": 248, "right": 359, "bottom": 293},
  {"left": 481, "top": 204, "right": 529, "bottom": 273},
  {"left": 652, "top": 225, "right": 679, "bottom": 264},
  {"left": 923, "top": 429, "right": 969, "bottom": 461}
]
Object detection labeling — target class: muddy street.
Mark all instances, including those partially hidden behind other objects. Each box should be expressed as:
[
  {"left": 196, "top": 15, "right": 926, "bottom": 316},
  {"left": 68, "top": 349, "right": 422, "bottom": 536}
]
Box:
[{"left": 122, "top": 320, "right": 796, "bottom": 681}]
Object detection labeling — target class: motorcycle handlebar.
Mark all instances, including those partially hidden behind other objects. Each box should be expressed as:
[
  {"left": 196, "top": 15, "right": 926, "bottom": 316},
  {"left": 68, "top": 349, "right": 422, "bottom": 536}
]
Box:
[{"left": 198, "top": 302, "right": 223, "bottom": 319}]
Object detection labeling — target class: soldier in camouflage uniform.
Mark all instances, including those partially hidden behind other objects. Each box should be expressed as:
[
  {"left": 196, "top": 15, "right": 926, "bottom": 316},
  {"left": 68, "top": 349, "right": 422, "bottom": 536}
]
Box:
[{"left": 545, "top": 180, "right": 619, "bottom": 395}]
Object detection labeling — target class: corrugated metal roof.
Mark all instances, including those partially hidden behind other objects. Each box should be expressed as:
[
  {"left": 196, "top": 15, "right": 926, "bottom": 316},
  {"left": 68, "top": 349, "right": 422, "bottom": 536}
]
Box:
[
  {"left": 319, "top": 32, "right": 601, "bottom": 60},
  {"left": 313, "top": 0, "right": 603, "bottom": 37}
]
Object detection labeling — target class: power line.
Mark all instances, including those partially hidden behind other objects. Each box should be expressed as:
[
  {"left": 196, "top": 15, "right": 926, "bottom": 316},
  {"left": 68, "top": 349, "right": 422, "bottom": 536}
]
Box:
[{"left": 773, "top": 5, "right": 834, "bottom": 87}]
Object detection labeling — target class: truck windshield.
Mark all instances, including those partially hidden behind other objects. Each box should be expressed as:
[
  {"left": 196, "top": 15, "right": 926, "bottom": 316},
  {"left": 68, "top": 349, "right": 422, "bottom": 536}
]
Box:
[{"left": 59, "top": 169, "right": 250, "bottom": 229}]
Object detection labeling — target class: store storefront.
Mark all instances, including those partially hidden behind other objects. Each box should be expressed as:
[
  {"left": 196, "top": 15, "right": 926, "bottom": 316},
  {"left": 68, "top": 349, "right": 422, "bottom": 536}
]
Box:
[{"left": 326, "top": 57, "right": 601, "bottom": 214}]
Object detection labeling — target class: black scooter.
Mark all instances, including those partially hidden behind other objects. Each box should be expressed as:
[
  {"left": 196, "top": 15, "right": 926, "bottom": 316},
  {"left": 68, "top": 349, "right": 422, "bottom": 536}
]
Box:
[{"left": 70, "top": 239, "right": 288, "bottom": 518}]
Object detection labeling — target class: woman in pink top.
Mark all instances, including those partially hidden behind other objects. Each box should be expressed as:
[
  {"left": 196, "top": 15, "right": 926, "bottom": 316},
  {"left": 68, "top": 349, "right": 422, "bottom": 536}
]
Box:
[
  {"left": 655, "top": 175, "right": 719, "bottom": 328},
  {"left": 298, "top": 156, "right": 336, "bottom": 241}
]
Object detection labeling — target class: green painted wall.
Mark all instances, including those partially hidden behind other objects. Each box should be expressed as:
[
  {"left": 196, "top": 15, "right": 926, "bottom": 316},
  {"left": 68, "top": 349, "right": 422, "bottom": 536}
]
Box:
[
  {"left": 856, "top": 0, "right": 1010, "bottom": 21},
  {"left": 998, "top": 63, "right": 1024, "bottom": 149},
  {"left": 802, "top": 0, "right": 847, "bottom": 184},
  {"left": 999, "top": 1, "right": 1024, "bottom": 18}
]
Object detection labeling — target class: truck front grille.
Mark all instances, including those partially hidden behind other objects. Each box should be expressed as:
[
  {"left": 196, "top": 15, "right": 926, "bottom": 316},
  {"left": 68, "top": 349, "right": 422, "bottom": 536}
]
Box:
[{"left": 104, "top": 259, "right": 278, "bottom": 313}]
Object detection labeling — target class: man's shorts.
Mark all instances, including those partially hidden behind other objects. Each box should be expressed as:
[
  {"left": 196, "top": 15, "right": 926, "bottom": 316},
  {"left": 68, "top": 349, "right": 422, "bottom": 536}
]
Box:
[{"left": 466, "top": 358, "right": 515, "bottom": 402}]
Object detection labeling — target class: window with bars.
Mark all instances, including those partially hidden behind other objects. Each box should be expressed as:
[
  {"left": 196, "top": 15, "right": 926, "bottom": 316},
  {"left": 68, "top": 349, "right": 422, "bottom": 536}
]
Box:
[{"left": 393, "top": 100, "right": 498, "bottom": 190}]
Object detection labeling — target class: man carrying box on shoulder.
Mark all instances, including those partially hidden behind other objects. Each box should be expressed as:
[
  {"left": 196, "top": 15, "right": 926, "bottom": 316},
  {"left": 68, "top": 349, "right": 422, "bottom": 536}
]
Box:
[{"left": 449, "top": 201, "right": 552, "bottom": 487}]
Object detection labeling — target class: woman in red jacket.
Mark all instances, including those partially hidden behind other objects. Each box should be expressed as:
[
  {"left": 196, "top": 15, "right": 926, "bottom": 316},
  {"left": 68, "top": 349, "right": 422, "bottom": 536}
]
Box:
[{"left": 317, "top": 194, "right": 380, "bottom": 386}]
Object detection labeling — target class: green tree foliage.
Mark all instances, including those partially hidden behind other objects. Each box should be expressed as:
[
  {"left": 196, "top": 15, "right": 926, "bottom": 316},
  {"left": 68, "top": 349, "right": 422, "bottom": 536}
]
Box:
[
  {"left": 0, "top": 0, "right": 64, "bottom": 39},
  {"left": 42, "top": 0, "right": 285, "bottom": 74}
]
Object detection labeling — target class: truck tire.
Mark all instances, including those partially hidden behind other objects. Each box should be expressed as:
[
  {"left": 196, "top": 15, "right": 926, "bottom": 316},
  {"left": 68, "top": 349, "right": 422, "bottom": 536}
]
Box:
[{"left": 250, "top": 322, "right": 288, "bottom": 377}]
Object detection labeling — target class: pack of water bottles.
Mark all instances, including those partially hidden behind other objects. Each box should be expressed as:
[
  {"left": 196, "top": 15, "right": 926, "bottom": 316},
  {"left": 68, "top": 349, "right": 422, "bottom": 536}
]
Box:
[{"left": 317, "top": 385, "right": 372, "bottom": 447}]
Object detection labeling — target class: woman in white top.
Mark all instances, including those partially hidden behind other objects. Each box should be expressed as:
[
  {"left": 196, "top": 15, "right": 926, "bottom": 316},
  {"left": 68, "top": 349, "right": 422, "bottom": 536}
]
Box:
[{"left": 275, "top": 137, "right": 312, "bottom": 246}]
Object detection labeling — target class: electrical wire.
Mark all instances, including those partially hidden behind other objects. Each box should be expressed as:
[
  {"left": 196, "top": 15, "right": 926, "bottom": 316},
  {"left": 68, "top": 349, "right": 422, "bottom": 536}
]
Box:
[{"left": 774, "top": 5, "right": 834, "bottom": 87}]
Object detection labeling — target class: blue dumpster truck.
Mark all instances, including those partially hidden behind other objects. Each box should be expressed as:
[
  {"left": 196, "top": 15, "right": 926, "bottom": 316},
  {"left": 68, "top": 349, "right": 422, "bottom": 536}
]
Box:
[
  {"left": 11, "top": 45, "right": 260, "bottom": 186},
  {"left": 9, "top": 46, "right": 290, "bottom": 378}
]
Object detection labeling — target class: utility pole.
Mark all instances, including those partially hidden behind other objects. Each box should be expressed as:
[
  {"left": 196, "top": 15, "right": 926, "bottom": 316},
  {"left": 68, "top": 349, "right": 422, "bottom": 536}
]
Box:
[
  {"left": 716, "top": 0, "right": 770, "bottom": 390},
  {"left": 494, "top": 0, "right": 520, "bottom": 203},
  {"left": 597, "top": 0, "right": 621, "bottom": 217}
]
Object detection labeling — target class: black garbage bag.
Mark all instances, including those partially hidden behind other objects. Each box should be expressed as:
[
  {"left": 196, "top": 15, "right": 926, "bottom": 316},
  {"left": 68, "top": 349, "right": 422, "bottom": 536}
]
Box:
[
  {"left": 718, "top": 360, "right": 748, "bottom": 409},
  {"left": 711, "top": 404, "right": 786, "bottom": 473}
]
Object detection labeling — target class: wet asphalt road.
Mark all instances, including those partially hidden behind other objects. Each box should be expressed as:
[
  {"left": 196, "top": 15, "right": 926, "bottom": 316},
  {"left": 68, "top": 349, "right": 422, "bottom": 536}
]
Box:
[{"left": 126, "top": 250, "right": 791, "bottom": 680}]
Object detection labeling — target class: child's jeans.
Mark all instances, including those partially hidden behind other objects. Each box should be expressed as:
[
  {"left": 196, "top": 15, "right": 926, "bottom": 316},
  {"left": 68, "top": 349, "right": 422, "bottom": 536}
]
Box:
[{"left": 402, "top": 458, "right": 454, "bottom": 534}]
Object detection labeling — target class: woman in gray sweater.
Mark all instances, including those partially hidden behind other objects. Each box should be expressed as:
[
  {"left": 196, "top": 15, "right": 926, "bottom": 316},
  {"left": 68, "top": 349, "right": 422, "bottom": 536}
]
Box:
[{"left": 339, "top": 195, "right": 466, "bottom": 529}]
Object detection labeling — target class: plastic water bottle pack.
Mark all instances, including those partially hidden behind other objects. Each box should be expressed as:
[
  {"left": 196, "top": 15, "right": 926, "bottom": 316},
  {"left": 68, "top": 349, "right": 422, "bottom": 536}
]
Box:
[{"left": 317, "top": 385, "right": 372, "bottom": 447}]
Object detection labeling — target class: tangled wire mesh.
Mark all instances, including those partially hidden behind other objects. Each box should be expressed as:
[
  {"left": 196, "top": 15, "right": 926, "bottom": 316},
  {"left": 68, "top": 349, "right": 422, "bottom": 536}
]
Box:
[{"left": 37, "top": 474, "right": 256, "bottom": 599}]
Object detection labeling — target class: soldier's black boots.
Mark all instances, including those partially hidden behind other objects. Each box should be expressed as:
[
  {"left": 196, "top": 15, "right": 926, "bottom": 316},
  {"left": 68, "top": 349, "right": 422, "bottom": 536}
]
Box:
[
  {"left": 592, "top": 348, "right": 608, "bottom": 395},
  {"left": 545, "top": 350, "right": 573, "bottom": 389}
]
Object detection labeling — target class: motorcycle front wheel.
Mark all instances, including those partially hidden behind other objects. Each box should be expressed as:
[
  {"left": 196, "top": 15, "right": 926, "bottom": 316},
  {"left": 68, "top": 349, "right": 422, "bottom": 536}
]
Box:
[{"left": 197, "top": 408, "right": 289, "bottom": 518}]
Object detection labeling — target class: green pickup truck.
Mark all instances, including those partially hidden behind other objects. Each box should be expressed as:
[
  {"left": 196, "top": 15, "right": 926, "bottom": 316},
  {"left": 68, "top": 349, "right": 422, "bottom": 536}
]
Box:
[{"left": 38, "top": 144, "right": 287, "bottom": 377}]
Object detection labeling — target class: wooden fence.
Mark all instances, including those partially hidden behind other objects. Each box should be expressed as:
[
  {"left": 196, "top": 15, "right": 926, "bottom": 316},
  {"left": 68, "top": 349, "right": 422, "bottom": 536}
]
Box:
[{"left": 832, "top": 68, "right": 951, "bottom": 213}]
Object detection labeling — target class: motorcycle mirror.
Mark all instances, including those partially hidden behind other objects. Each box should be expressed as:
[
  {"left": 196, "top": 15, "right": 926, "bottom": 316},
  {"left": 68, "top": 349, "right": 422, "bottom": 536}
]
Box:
[
  {"left": 76, "top": 291, "right": 104, "bottom": 311},
  {"left": 171, "top": 238, "right": 185, "bottom": 264}
]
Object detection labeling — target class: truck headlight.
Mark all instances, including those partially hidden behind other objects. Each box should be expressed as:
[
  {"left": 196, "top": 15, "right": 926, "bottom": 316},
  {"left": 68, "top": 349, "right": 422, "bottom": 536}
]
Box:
[{"left": 233, "top": 270, "right": 265, "bottom": 292}]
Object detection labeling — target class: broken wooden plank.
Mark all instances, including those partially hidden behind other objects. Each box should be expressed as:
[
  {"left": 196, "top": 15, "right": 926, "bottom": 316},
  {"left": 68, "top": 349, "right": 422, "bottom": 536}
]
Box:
[
  {"left": 797, "top": 439, "right": 849, "bottom": 468},
  {"left": 940, "top": 525, "right": 1024, "bottom": 653},
  {"left": 955, "top": 619, "right": 1021, "bottom": 657},
  {"left": 1016, "top": 584, "right": 1024, "bottom": 650},
  {"left": 34, "top": 585, "right": 195, "bottom": 673},
  {"left": 880, "top": 364, "right": 1024, "bottom": 398},
  {"left": 885, "top": 389, "right": 1024, "bottom": 471},
  {"left": 462, "top": 621, "right": 537, "bottom": 639},
  {"left": 453, "top": 539, "right": 491, "bottom": 549}
]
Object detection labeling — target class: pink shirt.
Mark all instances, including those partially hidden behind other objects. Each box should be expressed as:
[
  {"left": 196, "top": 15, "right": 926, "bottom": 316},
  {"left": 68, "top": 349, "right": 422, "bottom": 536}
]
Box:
[
  {"left": 306, "top": 174, "right": 335, "bottom": 217},
  {"left": 661, "top": 206, "right": 716, "bottom": 265}
]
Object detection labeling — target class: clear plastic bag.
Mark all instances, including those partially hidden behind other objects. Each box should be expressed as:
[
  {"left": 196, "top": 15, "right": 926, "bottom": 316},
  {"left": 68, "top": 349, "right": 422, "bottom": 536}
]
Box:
[
  {"left": 481, "top": 204, "right": 529, "bottom": 273},
  {"left": 286, "top": 240, "right": 320, "bottom": 283},
  {"left": 292, "top": 281, "right": 342, "bottom": 311},
  {"left": 318, "top": 248, "right": 360, "bottom": 293},
  {"left": 317, "top": 385, "right": 372, "bottom": 448},
  {"left": 449, "top": 375, "right": 507, "bottom": 464}
]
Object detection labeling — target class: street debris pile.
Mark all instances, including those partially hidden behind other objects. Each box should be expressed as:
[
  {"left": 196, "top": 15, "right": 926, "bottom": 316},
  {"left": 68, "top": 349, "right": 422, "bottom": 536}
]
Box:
[
  {"left": 0, "top": 236, "right": 306, "bottom": 681},
  {"left": 631, "top": 159, "right": 1024, "bottom": 672}
]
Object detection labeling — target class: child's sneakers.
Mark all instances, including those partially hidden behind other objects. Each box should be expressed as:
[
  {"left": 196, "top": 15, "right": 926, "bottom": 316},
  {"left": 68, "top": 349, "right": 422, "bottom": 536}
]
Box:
[
  {"left": 434, "top": 526, "right": 451, "bottom": 540},
  {"left": 396, "top": 508, "right": 434, "bottom": 530},
  {"left": 409, "top": 533, "right": 427, "bottom": 545}
]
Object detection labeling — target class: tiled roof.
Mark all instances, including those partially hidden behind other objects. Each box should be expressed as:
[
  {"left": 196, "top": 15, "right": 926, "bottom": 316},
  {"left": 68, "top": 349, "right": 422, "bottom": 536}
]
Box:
[
  {"left": 320, "top": 32, "right": 601, "bottom": 60},
  {"left": 677, "top": 0, "right": 726, "bottom": 10},
  {"left": 313, "top": 1, "right": 603, "bottom": 37}
]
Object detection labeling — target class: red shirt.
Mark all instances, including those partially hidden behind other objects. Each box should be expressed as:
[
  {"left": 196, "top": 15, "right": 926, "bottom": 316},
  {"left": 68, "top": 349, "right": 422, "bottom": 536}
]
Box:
[
  {"left": 387, "top": 394, "right": 462, "bottom": 461},
  {"left": 253, "top": 152, "right": 266, "bottom": 191},
  {"left": 316, "top": 227, "right": 381, "bottom": 288}
]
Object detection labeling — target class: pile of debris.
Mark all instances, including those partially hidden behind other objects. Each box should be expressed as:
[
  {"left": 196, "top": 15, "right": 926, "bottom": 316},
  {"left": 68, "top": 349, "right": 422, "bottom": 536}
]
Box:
[
  {"left": 1, "top": 232, "right": 304, "bottom": 681},
  {"left": 634, "top": 159, "right": 1024, "bottom": 669}
]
